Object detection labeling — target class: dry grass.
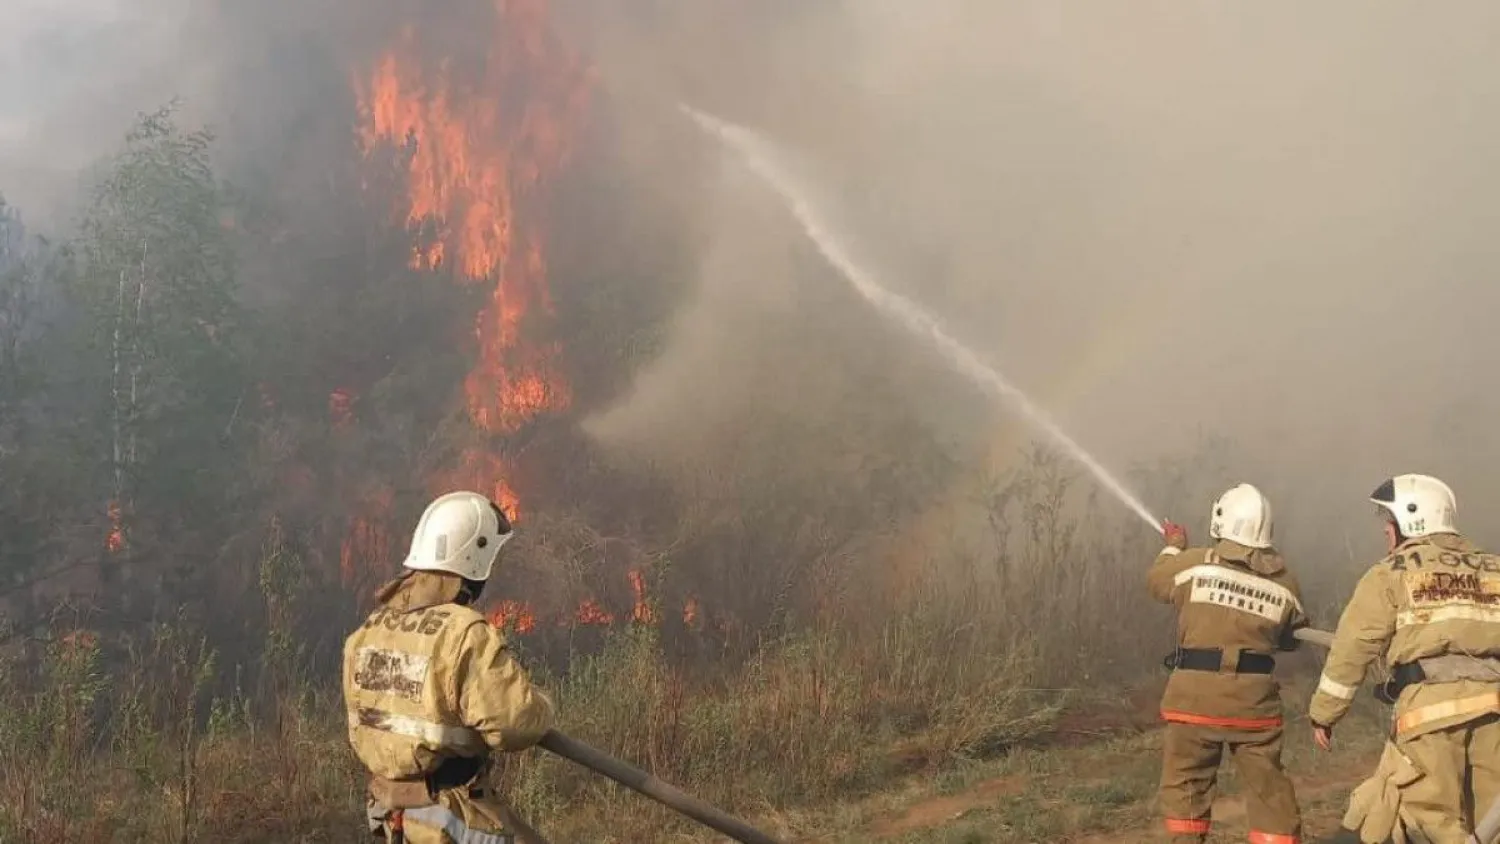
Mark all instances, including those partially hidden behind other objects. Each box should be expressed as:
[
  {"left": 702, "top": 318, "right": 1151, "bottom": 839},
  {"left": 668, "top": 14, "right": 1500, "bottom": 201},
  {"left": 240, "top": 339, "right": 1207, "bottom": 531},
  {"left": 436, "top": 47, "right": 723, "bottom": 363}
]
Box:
[
  {"left": 0, "top": 592, "right": 1067, "bottom": 843},
  {"left": 782, "top": 677, "right": 1391, "bottom": 843},
  {"left": 0, "top": 448, "right": 1379, "bottom": 843},
  {"left": 0, "top": 615, "right": 1393, "bottom": 843},
  {"left": 0, "top": 603, "right": 1394, "bottom": 844}
]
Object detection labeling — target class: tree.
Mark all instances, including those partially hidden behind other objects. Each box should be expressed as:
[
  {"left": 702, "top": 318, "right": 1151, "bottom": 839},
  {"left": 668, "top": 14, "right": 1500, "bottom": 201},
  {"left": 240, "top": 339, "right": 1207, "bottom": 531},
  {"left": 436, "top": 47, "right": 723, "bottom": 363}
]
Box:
[
  {"left": 0, "top": 197, "right": 45, "bottom": 593},
  {"left": 67, "top": 103, "right": 251, "bottom": 614},
  {"left": 0, "top": 196, "right": 32, "bottom": 448}
]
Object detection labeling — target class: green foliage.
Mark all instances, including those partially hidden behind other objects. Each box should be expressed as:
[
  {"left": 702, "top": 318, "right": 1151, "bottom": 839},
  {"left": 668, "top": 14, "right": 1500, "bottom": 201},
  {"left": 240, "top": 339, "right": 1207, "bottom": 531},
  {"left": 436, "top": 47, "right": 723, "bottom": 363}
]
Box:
[
  {"left": 0, "top": 196, "right": 56, "bottom": 589},
  {"left": 68, "top": 102, "right": 249, "bottom": 567}
]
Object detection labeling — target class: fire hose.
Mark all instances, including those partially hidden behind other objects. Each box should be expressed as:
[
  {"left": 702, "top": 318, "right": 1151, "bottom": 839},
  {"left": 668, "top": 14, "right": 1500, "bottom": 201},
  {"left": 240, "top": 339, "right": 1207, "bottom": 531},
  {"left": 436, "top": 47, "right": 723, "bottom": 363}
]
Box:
[
  {"left": 537, "top": 730, "right": 782, "bottom": 844},
  {"left": 1475, "top": 805, "right": 1500, "bottom": 844},
  {"left": 1291, "top": 627, "right": 1335, "bottom": 649}
]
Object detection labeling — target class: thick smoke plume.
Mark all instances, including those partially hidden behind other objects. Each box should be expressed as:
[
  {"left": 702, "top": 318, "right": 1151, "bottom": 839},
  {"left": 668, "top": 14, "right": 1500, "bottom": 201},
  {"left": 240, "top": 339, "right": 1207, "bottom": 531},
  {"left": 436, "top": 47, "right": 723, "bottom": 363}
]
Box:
[
  {"left": 574, "top": 0, "right": 1500, "bottom": 581},
  {"left": 7, "top": 0, "right": 1500, "bottom": 602}
]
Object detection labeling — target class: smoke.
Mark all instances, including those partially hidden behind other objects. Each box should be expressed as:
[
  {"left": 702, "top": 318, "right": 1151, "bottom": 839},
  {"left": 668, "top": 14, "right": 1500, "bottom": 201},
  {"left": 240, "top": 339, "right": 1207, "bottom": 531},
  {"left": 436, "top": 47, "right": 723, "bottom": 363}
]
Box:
[
  {"left": 0, "top": 0, "right": 193, "bottom": 223},
  {"left": 572, "top": 0, "right": 1500, "bottom": 577},
  {"left": 0, "top": 0, "right": 443, "bottom": 227},
  {"left": 8, "top": 0, "right": 1500, "bottom": 594}
]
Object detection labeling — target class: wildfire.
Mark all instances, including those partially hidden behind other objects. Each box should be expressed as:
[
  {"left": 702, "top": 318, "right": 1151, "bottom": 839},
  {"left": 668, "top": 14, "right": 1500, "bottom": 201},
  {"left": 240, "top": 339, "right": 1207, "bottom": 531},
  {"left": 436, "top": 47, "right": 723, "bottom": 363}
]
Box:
[
  {"left": 489, "top": 599, "right": 537, "bottom": 634},
  {"left": 573, "top": 598, "right": 614, "bottom": 626},
  {"left": 628, "top": 568, "right": 655, "bottom": 625},
  {"left": 105, "top": 500, "right": 125, "bottom": 554},
  {"left": 352, "top": 0, "right": 590, "bottom": 542},
  {"left": 341, "top": 484, "right": 395, "bottom": 586},
  {"left": 430, "top": 449, "right": 523, "bottom": 523},
  {"left": 355, "top": 0, "right": 584, "bottom": 432},
  {"left": 482, "top": 573, "right": 705, "bottom": 636},
  {"left": 59, "top": 628, "right": 100, "bottom": 655},
  {"left": 329, "top": 388, "right": 355, "bottom": 431}
]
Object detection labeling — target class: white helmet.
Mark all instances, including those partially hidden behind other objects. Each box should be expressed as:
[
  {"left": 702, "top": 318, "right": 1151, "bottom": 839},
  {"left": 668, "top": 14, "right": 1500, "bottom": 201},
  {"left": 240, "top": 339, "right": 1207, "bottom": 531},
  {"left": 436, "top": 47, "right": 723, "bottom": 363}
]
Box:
[
  {"left": 402, "top": 491, "right": 514, "bottom": 581},
  {"left": 1370, "top": 474, "right": 1456, "bottom": 539},
  {"left": 1208, "top": 483, "right": 1274, "bottom": 549}
]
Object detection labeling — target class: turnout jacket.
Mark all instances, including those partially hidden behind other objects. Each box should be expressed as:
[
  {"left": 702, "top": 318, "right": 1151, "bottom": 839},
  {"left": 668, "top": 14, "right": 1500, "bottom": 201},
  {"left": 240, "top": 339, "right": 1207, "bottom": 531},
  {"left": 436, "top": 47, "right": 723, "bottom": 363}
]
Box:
[
  {"left": 1149, "top": 539, "right": 1309, "bottom": 725},
  {"left": 343, "top": 572, "right": 555, "bottom": 781},
  {"left": 1309, "top": 532, "right": 1500, "bottom": 738}
]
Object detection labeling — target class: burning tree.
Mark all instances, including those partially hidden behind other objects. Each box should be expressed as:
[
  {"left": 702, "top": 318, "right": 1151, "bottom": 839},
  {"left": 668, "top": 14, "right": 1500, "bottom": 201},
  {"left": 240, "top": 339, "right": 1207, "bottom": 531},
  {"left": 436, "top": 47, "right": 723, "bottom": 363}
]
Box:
[{"left": 339, "top": 0, "right": 589, "bottom": 587}]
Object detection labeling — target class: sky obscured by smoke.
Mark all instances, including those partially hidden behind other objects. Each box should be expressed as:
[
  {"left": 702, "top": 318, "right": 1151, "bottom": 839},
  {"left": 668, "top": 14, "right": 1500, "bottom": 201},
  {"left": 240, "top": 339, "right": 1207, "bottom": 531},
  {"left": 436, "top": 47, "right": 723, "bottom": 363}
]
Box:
[
  {"left": 574, "top": 0, "right": 1500, "bottom": 568},
  {"left": 7, "top": 0, "right": 1500, "bottom": 576},
  {"left": 0, "top": 0, "right": 204, "bottom": 222}
]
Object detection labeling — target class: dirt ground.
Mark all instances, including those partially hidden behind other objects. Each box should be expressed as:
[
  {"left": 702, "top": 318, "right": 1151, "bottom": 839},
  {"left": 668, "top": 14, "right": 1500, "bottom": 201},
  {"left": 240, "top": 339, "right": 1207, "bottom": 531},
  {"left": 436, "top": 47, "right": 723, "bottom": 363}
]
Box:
[{"left": 782, "top": 676, "right": 1390, "bottom": 844}]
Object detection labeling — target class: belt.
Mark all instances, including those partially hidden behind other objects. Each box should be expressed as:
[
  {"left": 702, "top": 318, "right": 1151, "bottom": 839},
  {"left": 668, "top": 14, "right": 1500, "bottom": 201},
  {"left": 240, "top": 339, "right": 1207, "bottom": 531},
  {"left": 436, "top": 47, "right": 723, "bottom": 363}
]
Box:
[
  {"left": 369, "top": 756, "right": 488, "bottom": 813},
  {"left": 429, "top": 755, "right": 484, "bottom": 793},
  {"left": 1164, "top": 647, "right": 1275, "bottom": 675},
  {"left": 1379, "top": 655, "right": 1500, "bottom": 704},
  {"left": 1377, "top": 661, "right": 1428, "bottom": 703}
]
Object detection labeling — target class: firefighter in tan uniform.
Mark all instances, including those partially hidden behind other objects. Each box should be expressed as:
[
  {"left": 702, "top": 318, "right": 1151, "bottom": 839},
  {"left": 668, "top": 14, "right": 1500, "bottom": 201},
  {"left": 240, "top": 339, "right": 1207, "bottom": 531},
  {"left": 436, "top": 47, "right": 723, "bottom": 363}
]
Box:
[
  {"left": 344, "top": 490, "right": 555, "bottom": 844},
  {"left": 1310, "top": 474, "right": 1500, "bottom": 844},
  {"left": 1149, "top": 483, "right": 1309, "bottom": 843}
]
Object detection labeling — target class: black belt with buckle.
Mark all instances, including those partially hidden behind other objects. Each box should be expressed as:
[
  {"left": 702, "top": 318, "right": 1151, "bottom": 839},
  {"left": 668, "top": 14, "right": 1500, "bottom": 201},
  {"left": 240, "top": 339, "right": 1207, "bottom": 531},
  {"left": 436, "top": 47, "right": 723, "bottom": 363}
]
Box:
[
  {"left": 1163, "top": 647, "right": 1275, "bottom": 674},
  {"left": 1376, "top": 661, "right": 1428, "bottom": 704}
]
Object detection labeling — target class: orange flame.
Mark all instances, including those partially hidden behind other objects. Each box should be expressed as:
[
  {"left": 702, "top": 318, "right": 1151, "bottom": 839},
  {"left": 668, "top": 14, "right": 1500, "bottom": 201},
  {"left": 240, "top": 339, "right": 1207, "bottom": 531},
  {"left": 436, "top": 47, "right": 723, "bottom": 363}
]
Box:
[
  {"left": 573, "top": 598, "right": 614, "bottom": 626},
  {"left": 329, "top": 388, "right": 355, "bottom": 431},
  {"left": 489, "top": 599, "right": 537, "bottom": 634},
  {"left": 60, "top": 628, "right": 99, "bottom": 654},
  {"left": 354, "top": 0, "right": 590, "bottom": 526},
  {"left": 430, "top": 449, "right": 524, "bottom": 522},
  {"left": 483, "top": 575, "right": 708, "bottom": 635},
  {"left": 105, "top": 500, "right": 125, "bottom": 553},
  {"left": 628, "top": 568, "right": 655, "bottom": 625},
  {"left": 341, "top": 485, "right": 394, "bottom": 585}
]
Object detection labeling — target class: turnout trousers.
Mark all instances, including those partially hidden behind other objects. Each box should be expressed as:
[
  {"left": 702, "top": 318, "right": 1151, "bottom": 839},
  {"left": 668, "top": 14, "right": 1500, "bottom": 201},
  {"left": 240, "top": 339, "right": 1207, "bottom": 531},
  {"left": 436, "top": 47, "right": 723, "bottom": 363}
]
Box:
[
  {"left": 1390, "top": 713, "right": 1500, "bottom": 844},
  {"left": 367, "top": 786, "right": 518, "bottom": 844},
  {"left": 1160, "top": 722, "right": 1302, "bottom": 843}
]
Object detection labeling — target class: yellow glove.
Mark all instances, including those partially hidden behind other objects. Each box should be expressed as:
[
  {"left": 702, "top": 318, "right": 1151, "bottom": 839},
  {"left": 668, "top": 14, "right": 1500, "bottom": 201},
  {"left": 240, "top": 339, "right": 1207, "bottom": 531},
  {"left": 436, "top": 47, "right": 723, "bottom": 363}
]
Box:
[{"left": 1342, "top": 742, "right": 1421, "bottom": 844}]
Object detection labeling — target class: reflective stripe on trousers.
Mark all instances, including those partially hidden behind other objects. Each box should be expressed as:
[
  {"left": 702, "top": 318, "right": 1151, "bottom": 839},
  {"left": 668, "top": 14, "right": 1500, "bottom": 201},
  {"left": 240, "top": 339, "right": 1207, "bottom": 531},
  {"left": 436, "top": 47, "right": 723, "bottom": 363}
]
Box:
[
  {"left": 404, "top": 804, "right": 513, "bottom": 844},
  {"left": 1395, "top": 692, "right": 1500, "bottom": 736},
  {"left": 1248, "top": 830, "right": 1299, "bottom": 843},
  {"left": 1161, "top": 709, "right": 1284, "bottom": 730},
  {"left": 1166, "top": 817, "right": 1211, "bottom": 834}
]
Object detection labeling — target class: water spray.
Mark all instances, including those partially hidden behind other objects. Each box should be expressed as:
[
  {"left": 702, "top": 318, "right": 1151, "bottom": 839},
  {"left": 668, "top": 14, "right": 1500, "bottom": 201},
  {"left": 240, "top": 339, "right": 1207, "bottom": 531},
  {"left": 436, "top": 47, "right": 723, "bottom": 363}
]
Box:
[
  {"left": 679, "top": 108, "right": 1353, "bottom": 649},
  {"left": 681, "top": 105, "right": 1163, "bottom": 534}
]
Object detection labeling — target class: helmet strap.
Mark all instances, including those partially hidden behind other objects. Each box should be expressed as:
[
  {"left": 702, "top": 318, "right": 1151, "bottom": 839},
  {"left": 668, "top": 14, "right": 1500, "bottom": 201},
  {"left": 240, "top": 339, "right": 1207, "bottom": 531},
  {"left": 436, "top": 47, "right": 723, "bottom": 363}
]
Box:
[{"left": 457, "top": 577, "right": 487, "bottom": 606}]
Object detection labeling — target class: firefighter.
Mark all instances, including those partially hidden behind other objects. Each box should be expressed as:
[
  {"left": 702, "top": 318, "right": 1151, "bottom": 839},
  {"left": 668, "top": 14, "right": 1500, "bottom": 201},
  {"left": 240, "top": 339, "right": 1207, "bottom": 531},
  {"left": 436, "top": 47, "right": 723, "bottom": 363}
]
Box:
[
  {"left": 1310, "top": 474, "right": 1500, "bottom": 844},
  {"left": 344, "top": 490, "right": 555, "bottom": 843},
  {"left": 1149, "top": 483, "right": 1309, "bottom": 843}
]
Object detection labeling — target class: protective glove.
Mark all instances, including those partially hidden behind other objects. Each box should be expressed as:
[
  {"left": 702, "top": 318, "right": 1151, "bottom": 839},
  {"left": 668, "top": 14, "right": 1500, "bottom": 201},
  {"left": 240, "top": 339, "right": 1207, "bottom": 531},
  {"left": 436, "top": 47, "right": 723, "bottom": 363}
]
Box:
[
  {"left": 1342, "top": 741, "right": 1420, "bottom": 844},
  {"left": 1162, "top": 519, "right": 1188, "bottom": 550}
]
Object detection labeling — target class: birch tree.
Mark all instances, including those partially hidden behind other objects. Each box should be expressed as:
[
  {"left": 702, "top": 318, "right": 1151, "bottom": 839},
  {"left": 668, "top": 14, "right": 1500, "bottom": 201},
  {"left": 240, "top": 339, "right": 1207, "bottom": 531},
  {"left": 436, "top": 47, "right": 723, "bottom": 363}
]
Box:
[{"left": 71, "top": 104, "right": 248, "bottom": 607}]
